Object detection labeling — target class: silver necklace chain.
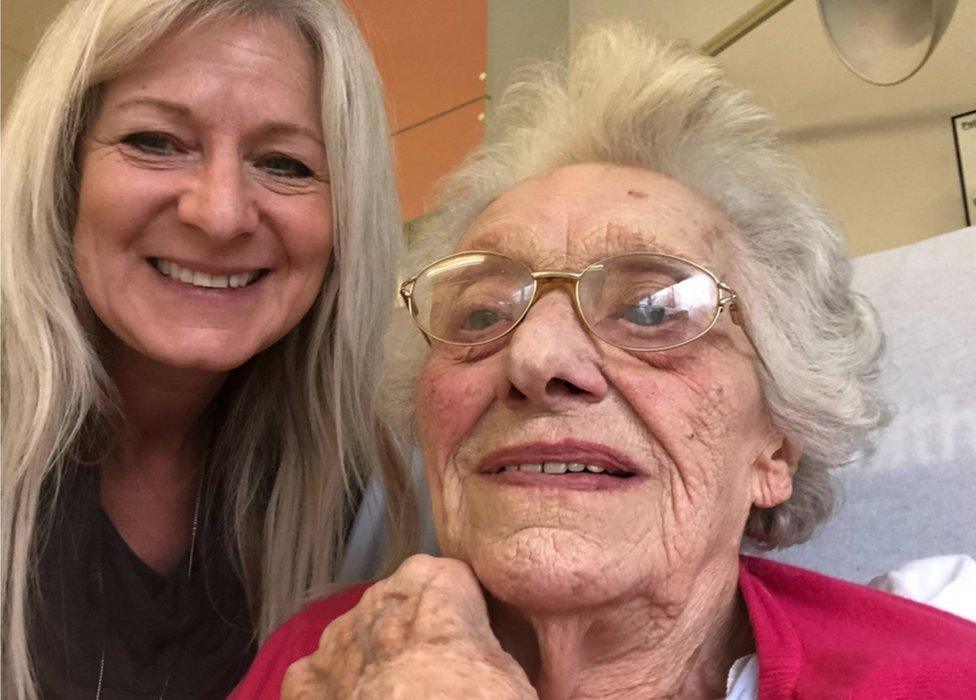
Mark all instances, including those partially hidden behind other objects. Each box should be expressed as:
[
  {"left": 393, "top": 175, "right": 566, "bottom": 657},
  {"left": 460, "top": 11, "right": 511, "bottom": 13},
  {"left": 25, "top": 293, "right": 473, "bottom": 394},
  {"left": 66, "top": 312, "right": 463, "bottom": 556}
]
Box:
[{"left": 94, "top": 486, "right": 202, "bottom": 700}]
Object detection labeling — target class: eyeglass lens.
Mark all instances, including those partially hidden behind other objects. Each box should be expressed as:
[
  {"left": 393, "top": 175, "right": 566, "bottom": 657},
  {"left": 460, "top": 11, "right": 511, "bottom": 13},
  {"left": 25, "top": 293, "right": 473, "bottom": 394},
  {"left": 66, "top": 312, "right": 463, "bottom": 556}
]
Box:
[
  {"left": 411, "top": 252, "right": 720, "bottom": 350},
  {"left": 578, "top": 255, "right": 718, "bottom": 350}
]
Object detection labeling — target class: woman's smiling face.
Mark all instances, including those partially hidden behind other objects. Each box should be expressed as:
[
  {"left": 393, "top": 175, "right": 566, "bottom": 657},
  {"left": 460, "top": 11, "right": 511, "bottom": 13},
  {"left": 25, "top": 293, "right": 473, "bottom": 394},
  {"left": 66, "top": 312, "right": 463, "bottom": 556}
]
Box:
[
  {"left": 73, "top": 16, "right": 333, "bottom": 372},
  {"left": 416, "top": 164, "right": 798, "bottom": 612}
]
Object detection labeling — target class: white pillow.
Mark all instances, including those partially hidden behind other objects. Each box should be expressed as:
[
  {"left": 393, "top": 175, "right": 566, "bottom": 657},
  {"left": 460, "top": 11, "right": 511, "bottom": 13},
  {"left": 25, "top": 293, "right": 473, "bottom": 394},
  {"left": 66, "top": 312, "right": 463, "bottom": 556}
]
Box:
[{"left": 768, "top": 227, "right": 976, "bottom": 581}]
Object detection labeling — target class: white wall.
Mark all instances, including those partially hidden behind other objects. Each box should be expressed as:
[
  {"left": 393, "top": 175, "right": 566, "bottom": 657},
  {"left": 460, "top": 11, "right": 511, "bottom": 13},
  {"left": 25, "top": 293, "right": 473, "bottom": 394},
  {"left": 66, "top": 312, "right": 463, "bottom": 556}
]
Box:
[
  {"left": 570, "top": 0, "right": 757, "bottom": 45},
  {"left": 569, "top": 0, "right": 976, "bottom": 254},
  {"left": 1, "top": 0, "right": 68, "bottom": 113},
  {"left": 487, "top": 0, "right": 569, "bottom": 120}
]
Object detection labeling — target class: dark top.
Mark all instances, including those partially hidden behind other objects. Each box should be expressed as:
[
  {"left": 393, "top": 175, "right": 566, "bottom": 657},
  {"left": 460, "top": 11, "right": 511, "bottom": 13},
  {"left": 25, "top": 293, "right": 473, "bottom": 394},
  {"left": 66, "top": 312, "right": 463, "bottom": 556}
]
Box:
[{"left": 29, "top": 466, "right": 255, "bottom": 699}]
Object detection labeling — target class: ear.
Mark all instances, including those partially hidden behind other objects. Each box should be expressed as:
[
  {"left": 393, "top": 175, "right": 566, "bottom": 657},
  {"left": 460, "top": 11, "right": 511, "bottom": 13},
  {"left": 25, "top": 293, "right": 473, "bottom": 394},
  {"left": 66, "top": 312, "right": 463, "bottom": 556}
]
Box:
[{"left": 751, "top": 432, "right": 801, "bottom": 508}]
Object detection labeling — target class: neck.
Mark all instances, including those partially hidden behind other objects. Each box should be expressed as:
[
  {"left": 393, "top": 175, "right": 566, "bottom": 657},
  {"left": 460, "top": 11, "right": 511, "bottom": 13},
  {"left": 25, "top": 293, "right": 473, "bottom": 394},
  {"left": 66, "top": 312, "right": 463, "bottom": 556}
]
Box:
[
  {"left": 489, "top": 555, "right": 751, "bottom": 700},
  {"left": 103, "top": 337, "right": 227, "bottom": 470},
  {"left": 98, "top": 335, "right": 227, "bottom": 574}
]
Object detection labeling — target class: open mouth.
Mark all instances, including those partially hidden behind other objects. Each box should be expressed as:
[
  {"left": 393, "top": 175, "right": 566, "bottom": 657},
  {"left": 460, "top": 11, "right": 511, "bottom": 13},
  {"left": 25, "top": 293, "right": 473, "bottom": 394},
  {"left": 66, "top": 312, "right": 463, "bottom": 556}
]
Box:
[
  {"left": 492, "top": 462, "right": 635, "bottom": 478},
  {"left": 149, "top": 257, "right": 269, "bottom": 289},
  {"left": 477, "top": 441, "right": 642, "bottom": 489}
]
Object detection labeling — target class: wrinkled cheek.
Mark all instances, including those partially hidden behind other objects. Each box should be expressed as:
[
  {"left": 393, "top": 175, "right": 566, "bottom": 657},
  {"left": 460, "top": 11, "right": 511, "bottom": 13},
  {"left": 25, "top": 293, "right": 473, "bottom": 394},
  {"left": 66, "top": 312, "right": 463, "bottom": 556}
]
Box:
[
  {"left": 417, "top": 362, "right": 489, "bottom": 465},
  {"left": 416, "top": 359, "right": 494, "bottom": 549},
  {"left": 602, "top": 366, "right": 739, "bottom": 554}
]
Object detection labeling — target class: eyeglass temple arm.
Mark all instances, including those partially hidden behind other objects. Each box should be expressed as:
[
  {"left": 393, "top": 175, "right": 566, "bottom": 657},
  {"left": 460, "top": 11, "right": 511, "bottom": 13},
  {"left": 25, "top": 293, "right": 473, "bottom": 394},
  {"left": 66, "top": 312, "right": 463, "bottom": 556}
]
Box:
[
  {"left": 718, "top": 283, "right": 770, "bottom": 374},
  {"left": 399, "top": 279, "right": 433, "bottom": 347}
]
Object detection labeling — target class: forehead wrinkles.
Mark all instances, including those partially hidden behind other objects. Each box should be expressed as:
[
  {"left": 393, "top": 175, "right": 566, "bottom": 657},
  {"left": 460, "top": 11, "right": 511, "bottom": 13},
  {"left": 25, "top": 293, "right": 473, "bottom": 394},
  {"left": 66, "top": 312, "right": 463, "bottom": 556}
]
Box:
[
  {"left": 461, "top": 209, "right": 714, "bottom": 271},
  {"left": 571, "top": 212, "right": 698, "bottom": 262},
  {"left": 459, "top": 212, "right": 559, "bottom": 264}
]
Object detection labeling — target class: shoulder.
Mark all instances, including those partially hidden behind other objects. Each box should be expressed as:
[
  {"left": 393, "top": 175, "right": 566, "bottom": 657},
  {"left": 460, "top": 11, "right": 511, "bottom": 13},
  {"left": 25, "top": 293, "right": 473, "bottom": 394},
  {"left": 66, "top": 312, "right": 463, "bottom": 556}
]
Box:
[
  {"left": 739, "top": 555, "right": 976, "bottom": 697},
  {"left": 229, "top": 582, "right": 373, "bottom": 700}
]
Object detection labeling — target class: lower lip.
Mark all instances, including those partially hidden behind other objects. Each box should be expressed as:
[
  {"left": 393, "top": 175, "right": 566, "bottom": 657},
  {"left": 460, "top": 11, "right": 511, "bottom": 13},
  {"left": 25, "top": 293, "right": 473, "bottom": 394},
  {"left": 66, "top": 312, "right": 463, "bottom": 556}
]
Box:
[
  {"left": 481, "top": 470, "right": 643, "bottom": 492},
  {"left": 150, "top": 262, "right": 267, "bottom": 300}
]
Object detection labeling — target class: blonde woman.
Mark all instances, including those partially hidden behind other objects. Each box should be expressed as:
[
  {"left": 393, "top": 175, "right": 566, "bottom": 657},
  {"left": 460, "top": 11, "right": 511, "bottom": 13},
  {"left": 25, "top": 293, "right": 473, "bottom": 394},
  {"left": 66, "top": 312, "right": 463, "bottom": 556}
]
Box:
[{"left": 1, "top": 0, "right": 417, "bottom": 697}]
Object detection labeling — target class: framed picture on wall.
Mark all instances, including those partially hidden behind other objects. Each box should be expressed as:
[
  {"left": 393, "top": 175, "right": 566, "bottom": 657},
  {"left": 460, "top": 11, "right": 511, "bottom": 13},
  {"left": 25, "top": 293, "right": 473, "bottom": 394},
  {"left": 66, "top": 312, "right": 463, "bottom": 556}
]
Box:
[{"left": 951, "top": 109, "right": 976, "bottom": 226}]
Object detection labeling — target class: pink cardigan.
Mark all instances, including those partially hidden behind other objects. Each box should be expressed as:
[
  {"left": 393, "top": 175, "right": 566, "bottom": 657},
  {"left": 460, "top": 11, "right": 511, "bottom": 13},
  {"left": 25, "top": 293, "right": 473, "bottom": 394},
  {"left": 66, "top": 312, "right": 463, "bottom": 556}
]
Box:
[{"left": 232, "top": 556, "right": 976, "bottom": 698}]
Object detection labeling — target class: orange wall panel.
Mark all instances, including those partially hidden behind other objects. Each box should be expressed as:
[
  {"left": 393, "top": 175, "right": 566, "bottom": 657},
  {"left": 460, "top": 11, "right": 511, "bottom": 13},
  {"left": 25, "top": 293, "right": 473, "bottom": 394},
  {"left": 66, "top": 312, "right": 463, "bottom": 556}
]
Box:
[
  {"left": 347, "top": 0, "right": 488, "bottom": 134},
  {"left": 393, "top": 99, "right": 485, "bottom": 221}
]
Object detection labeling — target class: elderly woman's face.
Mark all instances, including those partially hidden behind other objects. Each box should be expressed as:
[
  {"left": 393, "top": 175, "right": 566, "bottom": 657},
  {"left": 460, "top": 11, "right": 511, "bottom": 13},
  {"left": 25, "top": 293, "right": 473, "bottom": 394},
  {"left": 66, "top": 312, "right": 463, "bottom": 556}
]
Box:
[
  {"left": 73, "top": 18, "right": 332, "bottom": 372},
  {"left": 417, "top": 164, "right": 796, "bottom": 611}
]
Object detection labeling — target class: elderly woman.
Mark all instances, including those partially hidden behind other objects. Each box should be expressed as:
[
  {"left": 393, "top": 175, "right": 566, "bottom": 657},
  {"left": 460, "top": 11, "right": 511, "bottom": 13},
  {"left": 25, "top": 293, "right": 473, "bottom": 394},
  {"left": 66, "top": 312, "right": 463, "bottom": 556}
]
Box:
[
  {"left": 235, "top": 25, "right": 976, "bottom": 699},
  {"left": 1, "top": 0, "right": 417, "bottom": 697}
]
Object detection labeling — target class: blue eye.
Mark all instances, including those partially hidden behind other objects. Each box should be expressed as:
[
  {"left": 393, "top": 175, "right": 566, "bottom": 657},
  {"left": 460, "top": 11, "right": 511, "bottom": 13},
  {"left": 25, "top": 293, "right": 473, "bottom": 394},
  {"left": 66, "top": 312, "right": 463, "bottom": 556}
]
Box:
[
  {"left": 621, "top": 300, "right": 665, "bottom": 326},
  {"left": 462, "top": 309, "right": 500, "bottom": 330}
]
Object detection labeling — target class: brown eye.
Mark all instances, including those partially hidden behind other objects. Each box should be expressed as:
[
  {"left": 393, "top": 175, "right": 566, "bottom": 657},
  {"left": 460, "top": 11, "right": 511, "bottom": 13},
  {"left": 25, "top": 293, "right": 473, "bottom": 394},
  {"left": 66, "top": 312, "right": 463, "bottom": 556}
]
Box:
[
  {"left": 259, "top": 154, "right": 313, "bottom": 178},
  {"left": 121, "top": 132, "right": 182, "bottom": 155}
]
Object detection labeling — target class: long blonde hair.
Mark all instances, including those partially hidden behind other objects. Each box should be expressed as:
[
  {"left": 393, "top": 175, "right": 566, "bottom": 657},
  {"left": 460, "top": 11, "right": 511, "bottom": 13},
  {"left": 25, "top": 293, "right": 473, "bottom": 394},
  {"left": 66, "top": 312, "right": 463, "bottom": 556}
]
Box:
[{"left": 1, "top": 1, "right": 417, "bottom": 696}]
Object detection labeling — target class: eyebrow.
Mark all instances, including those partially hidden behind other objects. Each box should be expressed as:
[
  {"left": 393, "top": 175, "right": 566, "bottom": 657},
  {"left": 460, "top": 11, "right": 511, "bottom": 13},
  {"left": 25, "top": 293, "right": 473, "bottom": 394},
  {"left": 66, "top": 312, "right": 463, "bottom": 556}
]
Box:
[
  {"left": 112, "top": 97, "right": 325, "bottom": 149},
  {"left": 114, "top": 97, "right": 192, "bottom": 119},
  {"left": 256, "top": 121, "right": 326, "bottom": 150}
]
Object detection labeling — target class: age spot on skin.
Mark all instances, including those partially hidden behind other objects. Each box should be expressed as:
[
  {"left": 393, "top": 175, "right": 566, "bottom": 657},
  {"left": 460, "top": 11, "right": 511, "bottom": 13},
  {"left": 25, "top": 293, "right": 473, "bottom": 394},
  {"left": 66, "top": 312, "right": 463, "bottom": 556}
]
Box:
[{"left": 627, "top": 190, "right": 648, "bottom": 199}]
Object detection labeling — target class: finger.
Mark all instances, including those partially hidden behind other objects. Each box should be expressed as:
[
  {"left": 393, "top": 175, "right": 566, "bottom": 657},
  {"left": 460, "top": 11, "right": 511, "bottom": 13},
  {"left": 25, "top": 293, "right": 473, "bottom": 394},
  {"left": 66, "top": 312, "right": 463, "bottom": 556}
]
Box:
[
  {"left": 312, "top": 556, "right": 494, "bottom": 673},
  {"left": 409, "top": 560, "right": 496, "bottom": 641},
  {"left": 281, "top": 655, "right": 338, "bottom": 699},
  {"left": 358, "top": 555, "right": 487, "bottom": 660}
]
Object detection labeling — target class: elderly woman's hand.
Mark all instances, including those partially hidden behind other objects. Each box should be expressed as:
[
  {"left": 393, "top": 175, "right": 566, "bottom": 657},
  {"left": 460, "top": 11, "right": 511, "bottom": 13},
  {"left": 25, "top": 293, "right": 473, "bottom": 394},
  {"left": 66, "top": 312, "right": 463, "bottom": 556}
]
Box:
[{"left": 281, "top": 555, "right": 536, "bottom": 699}]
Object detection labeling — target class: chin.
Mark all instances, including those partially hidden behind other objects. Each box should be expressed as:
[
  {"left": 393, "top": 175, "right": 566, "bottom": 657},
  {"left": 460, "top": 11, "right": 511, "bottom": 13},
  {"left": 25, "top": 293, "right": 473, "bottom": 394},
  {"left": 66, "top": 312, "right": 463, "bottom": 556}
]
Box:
[
  {"left": 137, "top": 331, "right": 269, "bottom": 373},
  {"left": 168, "top": 352, "right": 254, "bottom": 373},
  {"left": 465, "top": 531, "right": 630, "bottom": 613}
]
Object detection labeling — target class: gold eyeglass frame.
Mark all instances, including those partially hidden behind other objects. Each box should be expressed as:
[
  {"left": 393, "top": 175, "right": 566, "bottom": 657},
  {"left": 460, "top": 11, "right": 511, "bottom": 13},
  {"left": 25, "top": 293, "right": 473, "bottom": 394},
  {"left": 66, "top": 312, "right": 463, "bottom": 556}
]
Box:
[{"left": 399, "top": 250, "right": 763, "bottom": 360}]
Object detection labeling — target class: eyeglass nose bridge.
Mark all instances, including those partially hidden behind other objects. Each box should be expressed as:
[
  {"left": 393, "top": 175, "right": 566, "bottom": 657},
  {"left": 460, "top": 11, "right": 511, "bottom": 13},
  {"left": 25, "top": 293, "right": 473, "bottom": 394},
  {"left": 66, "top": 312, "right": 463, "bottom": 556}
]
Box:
[
  {"left": 530, "top": 270, "right": 584, "bottom": 282},
  {"left": 519, "top": 269, "right": 591, "bottom": 332}
]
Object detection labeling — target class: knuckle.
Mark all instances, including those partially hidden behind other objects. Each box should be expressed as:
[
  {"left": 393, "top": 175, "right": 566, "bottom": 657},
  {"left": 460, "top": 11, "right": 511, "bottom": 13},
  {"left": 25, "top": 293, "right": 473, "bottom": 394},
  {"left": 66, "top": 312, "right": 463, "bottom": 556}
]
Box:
[
  {"left": 438, "top": 557, "right": 478, "bottom": 581},
  {"left": 281, "top": 658, "right": 317, "bottom": 699},
  {"left": 370, "top": 611, "right": 407, "bottom": 654},
  {"left": 428, "top": 559, "right": 480, "bottom": 595},
  {"left": 396, "top": 554, "right": 478, "bottom": 589},
  {"left": 396, "top": 553, "right": 440, "bottom": 580},
  {"left": 357, "top": 579, "right": 391, "bottom": 609}
]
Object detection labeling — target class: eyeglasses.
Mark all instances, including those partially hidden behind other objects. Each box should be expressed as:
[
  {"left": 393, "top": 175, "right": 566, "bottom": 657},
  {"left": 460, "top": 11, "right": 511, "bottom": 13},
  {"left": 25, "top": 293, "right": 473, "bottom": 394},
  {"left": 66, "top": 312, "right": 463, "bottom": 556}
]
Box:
[{"left": 399, "top": 251, "right": 758, "bottom": 355}]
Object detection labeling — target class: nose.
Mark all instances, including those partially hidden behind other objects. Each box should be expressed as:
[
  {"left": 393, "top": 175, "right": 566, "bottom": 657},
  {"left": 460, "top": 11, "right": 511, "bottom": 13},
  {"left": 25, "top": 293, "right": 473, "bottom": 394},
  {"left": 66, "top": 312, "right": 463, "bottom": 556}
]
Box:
[
  {"left": 497, "top": 290, "right": 608, "bottom": 412},
  {"left": 177, "top": 149, "right": 258, "bottom": 241}
]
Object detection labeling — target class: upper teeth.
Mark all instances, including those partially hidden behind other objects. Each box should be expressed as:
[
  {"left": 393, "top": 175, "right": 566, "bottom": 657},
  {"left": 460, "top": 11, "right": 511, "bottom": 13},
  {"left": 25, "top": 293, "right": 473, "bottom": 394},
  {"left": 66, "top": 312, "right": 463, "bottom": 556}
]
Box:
[
  {"left": 501, "top": 462, "right": 608, "bottom": 474},
  {"left": 153, "top": 258, "right": 261, "bottom": 289}
]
